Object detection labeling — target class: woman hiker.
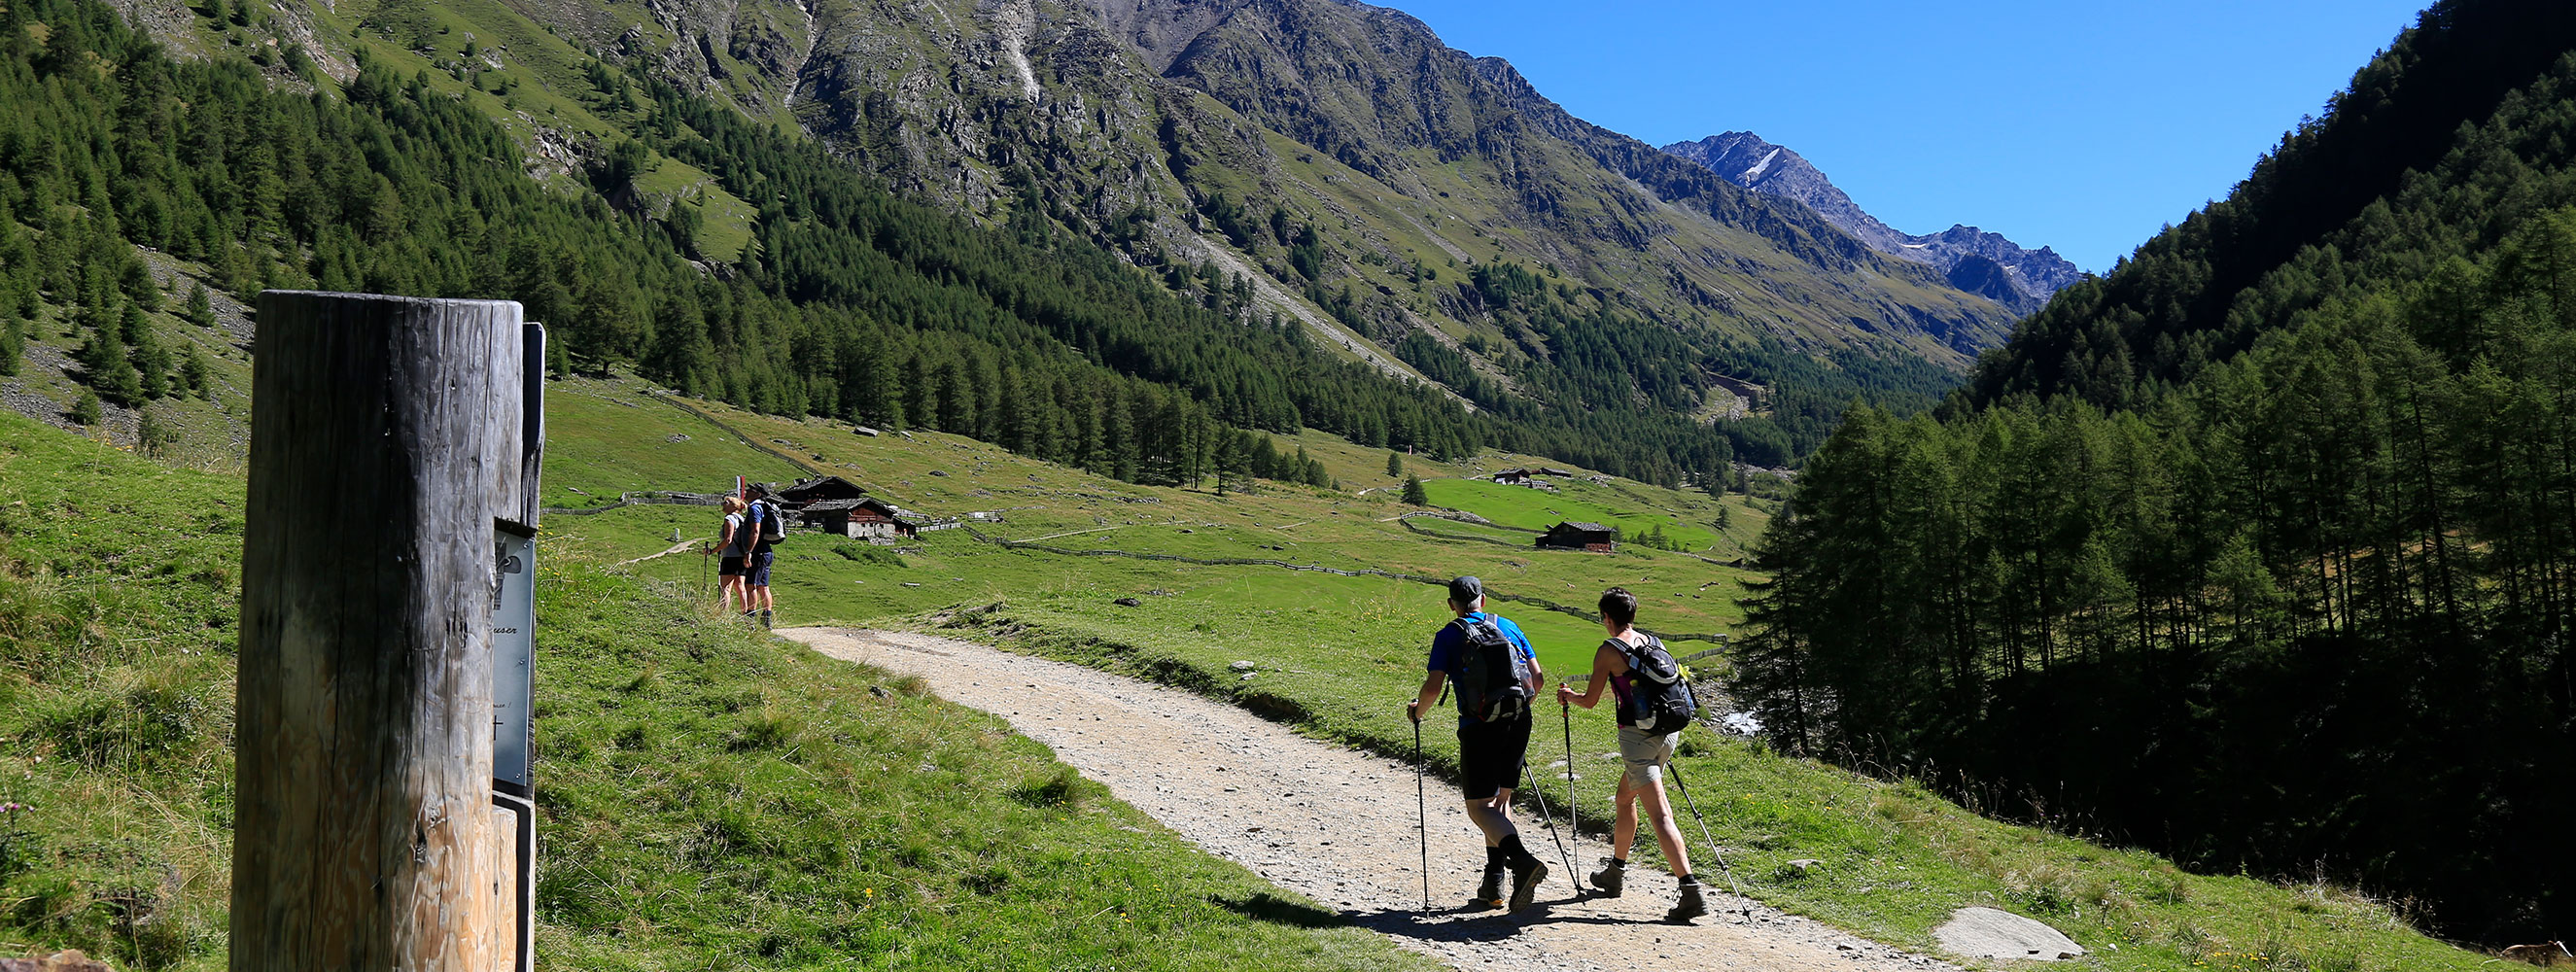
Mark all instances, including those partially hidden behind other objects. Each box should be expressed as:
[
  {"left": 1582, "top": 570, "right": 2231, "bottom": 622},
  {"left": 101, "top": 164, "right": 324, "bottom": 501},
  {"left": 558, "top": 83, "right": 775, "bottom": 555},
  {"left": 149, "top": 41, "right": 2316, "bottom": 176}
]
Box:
[
  {"left": 1555, "top": 586, "right": 1708, "bottom": 922},
  {"left": 714, "top": 495, "right": 750, "bottom": 613}
]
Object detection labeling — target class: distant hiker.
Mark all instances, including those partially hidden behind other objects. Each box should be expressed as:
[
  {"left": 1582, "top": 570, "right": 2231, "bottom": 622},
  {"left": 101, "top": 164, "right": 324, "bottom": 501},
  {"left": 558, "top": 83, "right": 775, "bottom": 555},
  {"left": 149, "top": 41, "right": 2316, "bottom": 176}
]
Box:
[
  {"left": 1407, "top": 575, "right": 1550, "bottom": 911},
  {"left": 1555, "top": 586, "right": 1706, "bottom": 922},
  {"left": 715, "top": 496, "right": 750, "bottom": 613},
  {"left": 744, "top": 482, "right": 781, "bottom": 628}
]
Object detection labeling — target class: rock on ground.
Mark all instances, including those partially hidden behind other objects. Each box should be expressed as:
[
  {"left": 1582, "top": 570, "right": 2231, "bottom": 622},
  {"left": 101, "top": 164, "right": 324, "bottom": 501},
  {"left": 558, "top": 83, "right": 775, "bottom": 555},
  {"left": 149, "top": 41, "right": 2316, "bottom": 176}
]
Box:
[{"left": 1932, "top": 907, "right": 2085, "bottom": 961}]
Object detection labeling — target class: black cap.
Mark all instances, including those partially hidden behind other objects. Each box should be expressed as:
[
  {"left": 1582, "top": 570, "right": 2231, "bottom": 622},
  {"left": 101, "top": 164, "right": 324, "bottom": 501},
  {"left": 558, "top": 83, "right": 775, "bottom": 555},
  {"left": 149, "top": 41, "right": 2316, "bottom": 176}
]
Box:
[{"left": 1447, "top": 575, "right": 1484, "bottom": 605}]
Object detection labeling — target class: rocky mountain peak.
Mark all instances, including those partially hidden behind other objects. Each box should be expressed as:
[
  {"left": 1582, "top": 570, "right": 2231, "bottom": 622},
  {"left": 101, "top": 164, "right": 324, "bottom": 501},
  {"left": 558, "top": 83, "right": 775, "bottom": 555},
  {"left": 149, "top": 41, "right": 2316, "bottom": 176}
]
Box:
[{"left": 1664, "top": 132, "right": 2085, "bottom": 313}]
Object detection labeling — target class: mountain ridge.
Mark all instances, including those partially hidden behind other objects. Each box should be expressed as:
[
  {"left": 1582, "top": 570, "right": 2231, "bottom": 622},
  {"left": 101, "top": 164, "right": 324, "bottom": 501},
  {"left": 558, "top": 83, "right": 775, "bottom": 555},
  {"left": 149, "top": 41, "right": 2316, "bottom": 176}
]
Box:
[
  {"left": 505, "top": 0, "right": 2021, "bottom": 364},
  {"left": 1664, "top": 130, "right": 2083, "bottom": 313}
]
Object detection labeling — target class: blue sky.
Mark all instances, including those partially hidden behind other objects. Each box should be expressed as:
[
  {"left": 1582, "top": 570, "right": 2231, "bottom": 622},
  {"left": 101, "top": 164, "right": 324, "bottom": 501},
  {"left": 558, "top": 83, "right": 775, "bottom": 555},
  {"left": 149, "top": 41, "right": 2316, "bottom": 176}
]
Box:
[{"left": 1371, "top": 0, "right": 2432, "bottom": 272}]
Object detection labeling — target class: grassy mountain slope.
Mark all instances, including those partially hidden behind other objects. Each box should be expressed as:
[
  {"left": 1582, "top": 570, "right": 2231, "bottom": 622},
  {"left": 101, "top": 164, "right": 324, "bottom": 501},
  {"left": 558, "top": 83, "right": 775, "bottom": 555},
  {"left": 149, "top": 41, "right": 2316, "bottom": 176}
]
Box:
[
  {"left": 543, "top": 375, "right": 2489, "bottom": 972},
  {"left": 0, "top": 408, "right": 1440, "bottom": 972},
  {"left": 0, "top": 346, "right": 2501, "bottom": 968}
]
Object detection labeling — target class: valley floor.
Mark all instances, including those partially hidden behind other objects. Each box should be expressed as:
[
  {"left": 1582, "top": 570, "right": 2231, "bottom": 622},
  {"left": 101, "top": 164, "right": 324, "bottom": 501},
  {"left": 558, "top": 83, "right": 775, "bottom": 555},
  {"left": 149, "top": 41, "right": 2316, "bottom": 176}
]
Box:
[{"left": 790, "top": 627, "right": 1956, "bottom": 972}]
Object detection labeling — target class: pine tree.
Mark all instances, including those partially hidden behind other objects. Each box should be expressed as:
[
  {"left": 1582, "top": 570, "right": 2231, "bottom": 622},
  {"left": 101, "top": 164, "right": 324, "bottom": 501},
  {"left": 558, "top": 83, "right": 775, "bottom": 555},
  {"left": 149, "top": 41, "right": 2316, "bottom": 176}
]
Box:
[
  {"left": 179, "top": 342, "right": 212, "bottom": 399},
  {"left": 136, "top": 406, "right": 178, "bottom": 456},
  {"left": 125, "top": 303, "right": 169, "bottom": 399},
  {"left": 1386, "top": 449, "right": 1405, "bottom": 479},
  {"left": 184, "top": 283, "right": 215, "bottom": 329},
  {"left": 0, "top": 314, "right": 19, "bottom": 377},
  {"left": 81, "top": 308, "right": 144, "bottom": 404},
  {"left": 70, "top": 390, "right": 101, "bottom": 426},
  {"left": 1402, "top": 473, "right": 1428, "bottom": 506}
]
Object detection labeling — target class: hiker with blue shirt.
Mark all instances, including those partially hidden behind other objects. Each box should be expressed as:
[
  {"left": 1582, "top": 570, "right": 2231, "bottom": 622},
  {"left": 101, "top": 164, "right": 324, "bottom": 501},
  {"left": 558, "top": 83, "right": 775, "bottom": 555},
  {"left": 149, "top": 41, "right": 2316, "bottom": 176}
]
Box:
[
  {"left": 1407, "top": 575, "right": 1551, "bottom": 911},
  {"left": 743, "top": 482, "right": 780, "bottom": 628}
]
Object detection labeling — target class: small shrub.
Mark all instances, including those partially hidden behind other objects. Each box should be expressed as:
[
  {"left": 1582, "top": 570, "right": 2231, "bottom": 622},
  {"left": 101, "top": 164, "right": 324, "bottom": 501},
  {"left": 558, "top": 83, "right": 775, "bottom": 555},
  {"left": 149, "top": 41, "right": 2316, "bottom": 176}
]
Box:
[
  {"left": 727, "top": 711, "right": 797, "bottom": 752},
  {"left": 44, "top": 683, "right": 215, "bottom": 770},
  {"left": 1009, "top": 766, "right": 1096, "bottom": 809}
]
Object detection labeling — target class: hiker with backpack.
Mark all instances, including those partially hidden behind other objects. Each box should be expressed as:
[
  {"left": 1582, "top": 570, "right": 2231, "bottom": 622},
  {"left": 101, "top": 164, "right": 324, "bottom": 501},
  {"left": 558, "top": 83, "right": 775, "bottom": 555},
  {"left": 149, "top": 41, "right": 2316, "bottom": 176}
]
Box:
[
  {"left": 1555, "top": 586, "right": 1707, "bottom": 922},
  {"left": 743, "top": 482, "right": 785, "bottom": 628},
  {"left": 1407, "top": 575, "right": 1552, "bottom": 912},
  {"left": 714, "top": 496, "right": 751, "bottom": 613}
]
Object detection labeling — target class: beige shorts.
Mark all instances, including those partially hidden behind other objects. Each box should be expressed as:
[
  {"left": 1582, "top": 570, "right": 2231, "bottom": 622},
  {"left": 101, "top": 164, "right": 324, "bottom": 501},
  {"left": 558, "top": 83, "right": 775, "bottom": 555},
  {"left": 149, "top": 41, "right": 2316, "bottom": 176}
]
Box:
[{"left": 1618, "top": 726, "right": 1677, "bottom": 786}]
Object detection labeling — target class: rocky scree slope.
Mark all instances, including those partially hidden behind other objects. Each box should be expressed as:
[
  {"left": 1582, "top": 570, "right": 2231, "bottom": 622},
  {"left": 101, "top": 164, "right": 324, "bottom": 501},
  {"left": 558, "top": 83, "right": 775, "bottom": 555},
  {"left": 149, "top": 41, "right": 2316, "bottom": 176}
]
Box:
[{"left": 1666, "top": 131, "right": 2084, "bottom": 314}]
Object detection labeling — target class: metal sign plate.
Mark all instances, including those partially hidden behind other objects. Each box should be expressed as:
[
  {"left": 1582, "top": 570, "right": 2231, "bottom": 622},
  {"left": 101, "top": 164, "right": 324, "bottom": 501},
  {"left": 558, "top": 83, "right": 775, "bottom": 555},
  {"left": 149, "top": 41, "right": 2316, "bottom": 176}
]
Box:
[{"left": 491, "top": 528, "right": 536, "bottom": 792}]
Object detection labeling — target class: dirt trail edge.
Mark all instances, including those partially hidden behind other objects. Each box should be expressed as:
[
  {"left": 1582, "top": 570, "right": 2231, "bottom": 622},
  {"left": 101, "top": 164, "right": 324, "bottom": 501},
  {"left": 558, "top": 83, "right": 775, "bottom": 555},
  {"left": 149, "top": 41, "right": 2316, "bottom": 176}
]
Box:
[{"left": 787, "top": 628, "right": 1959, "bottom": 972}]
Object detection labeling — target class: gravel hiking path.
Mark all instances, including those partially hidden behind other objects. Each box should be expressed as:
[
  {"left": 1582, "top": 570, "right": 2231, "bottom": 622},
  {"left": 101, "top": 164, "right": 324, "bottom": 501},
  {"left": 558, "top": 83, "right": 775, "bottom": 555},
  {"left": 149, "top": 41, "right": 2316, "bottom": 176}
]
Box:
[{"left": 787, "top": 628, "right": 1959, "bottom": 972}]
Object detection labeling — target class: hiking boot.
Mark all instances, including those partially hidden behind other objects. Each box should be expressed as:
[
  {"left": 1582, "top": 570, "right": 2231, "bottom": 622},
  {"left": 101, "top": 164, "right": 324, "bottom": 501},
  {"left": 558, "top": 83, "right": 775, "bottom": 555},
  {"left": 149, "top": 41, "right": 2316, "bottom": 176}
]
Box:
[
  {"left": 1666, "top": 877, "right": 1708, "bottom": 923},
  {"left": 1471, "top": 865, "right": 1507, "bottom": 909},
  {"left": 760, "top": 608, "right": 774, "bottom": 629},
  {"left": 1508, "top": 858, "right": 1548, "bottom": 912},
  {"left": 1587, "top": 857, "right": 1625, "bottom": 898}
]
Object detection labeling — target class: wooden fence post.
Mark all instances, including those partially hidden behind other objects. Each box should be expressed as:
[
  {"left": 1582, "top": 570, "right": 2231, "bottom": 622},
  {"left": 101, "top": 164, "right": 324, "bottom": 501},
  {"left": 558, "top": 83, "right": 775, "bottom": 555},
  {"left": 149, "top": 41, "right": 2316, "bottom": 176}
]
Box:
[{"left": 232, "top": 292, "right": 530, "bottom": 971}]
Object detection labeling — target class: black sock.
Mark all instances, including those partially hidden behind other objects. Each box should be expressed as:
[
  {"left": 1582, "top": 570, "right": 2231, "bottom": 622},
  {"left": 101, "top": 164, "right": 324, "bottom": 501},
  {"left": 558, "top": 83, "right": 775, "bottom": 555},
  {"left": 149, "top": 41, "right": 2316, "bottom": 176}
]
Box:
[
  {"left": 1607, "top": 857, "right": 1626, "bottom": 868},
  {"left": 1483, "top": 845, "right": 1506, "bottom": 870},
  {"left": 1677, "top": 873, "right": 1698, "bottom": 885},
  {"left": 1500, "top": 835, "right": 1540, "bottom": 869}
]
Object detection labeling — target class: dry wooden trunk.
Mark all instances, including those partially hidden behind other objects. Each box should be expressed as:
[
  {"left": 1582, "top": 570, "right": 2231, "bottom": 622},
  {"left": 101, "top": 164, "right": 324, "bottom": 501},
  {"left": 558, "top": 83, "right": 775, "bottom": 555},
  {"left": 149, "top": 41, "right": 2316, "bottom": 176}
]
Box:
[{"left": 233, "top": 292, "right": 526, "bottom": 971}]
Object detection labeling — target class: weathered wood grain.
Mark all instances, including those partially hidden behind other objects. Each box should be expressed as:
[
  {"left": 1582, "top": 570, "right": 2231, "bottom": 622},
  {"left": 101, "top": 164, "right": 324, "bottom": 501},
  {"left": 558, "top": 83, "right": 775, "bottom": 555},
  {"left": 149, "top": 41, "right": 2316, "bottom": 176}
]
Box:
[{"left": 233, "top": 292, "right": 525, "bottom": 972}]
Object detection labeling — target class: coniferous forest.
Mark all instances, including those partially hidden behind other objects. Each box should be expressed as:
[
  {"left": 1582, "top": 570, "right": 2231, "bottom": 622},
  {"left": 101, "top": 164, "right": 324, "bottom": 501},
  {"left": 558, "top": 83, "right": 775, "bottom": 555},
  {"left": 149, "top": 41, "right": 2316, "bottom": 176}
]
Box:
[{"left": 1737, "top": 0, "right": 2576, "bottom": 942}]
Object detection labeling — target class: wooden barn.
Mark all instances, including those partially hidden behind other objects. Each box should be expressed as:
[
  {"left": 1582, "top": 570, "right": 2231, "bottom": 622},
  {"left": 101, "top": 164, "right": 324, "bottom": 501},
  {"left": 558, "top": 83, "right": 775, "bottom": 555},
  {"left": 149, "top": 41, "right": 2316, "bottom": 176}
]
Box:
[
  {"left": 800, "top": 497, "right": 918, "bottom": 541},
  {"left": 1536, "top": 521, "right": 1617, "bottom": 553},
  {"left": 1493, "top": 467, "right": 1573, "bottom": 491}
]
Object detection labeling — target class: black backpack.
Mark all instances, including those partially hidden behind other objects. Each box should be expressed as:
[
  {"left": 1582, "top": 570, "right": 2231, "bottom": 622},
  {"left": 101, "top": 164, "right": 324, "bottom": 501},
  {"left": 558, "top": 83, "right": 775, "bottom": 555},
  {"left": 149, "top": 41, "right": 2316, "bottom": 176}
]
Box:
[
  {"left": 1452, "top": 616, "right": 1532, "bottom": 723},
  {"left": 1615, "top": 635, "right": 1697, "bottom": 734},
  {"left": 755, "top": 498, "right": 788, "bottom": 545}
]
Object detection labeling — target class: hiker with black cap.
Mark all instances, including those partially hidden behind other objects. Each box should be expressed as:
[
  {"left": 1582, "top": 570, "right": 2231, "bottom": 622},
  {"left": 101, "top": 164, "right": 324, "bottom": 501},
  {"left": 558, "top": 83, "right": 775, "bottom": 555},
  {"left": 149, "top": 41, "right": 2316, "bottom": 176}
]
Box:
[
  {"left": 1556, "top": 586, "right": 1707, "bottom": 922},
  {"left": 1408, "top": 575, "right": 1551, "bottom": 911}
]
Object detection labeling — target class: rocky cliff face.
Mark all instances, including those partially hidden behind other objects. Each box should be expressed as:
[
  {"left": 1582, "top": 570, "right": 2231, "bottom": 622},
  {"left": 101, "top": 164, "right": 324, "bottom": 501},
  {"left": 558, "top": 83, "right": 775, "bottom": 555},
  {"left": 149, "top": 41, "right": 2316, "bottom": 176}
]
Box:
[{"left": 1666, "top": 131, "right": 2084, "bottom": 314}]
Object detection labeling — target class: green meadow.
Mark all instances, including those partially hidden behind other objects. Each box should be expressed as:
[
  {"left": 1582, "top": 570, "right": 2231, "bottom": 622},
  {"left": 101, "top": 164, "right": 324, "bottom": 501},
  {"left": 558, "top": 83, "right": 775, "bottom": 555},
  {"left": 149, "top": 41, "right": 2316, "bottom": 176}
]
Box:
[
  {"left": 0, "top": 408, "right": 1433, "bottom": 971},
  {"left": 0, "top": 373, "right": 2500, "bottom": 971},
  {"left": 540, "top": 376, "right": 2489, "bottom": 972}
]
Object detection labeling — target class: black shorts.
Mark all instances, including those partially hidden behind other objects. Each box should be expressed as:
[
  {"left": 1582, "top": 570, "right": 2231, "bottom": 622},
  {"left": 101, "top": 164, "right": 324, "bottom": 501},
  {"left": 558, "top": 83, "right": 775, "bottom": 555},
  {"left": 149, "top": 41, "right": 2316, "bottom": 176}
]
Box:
[
  {"left": 718, "top": 555, "right": 747, "bottom": 577},
  {"left": 747, "top": 550, "right": 774, "bottom": 587},
  {"left": 1456, "top": 715, "right": 1533, "bottom": 801}
]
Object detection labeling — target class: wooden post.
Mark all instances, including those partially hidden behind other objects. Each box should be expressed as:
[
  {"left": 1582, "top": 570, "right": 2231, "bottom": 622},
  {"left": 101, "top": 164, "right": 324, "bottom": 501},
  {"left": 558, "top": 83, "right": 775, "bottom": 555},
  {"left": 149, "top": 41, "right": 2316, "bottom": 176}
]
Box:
[{"left": 233, "top": 292, "right": 528, "bottom": 971}]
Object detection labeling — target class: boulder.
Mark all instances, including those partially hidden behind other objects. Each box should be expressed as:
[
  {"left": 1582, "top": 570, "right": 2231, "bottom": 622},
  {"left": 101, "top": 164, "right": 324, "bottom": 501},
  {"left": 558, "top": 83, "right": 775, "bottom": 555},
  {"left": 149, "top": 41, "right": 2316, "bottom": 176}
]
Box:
[{"left": 1934, "top": 906, "right": 2085, "bottom": 961}]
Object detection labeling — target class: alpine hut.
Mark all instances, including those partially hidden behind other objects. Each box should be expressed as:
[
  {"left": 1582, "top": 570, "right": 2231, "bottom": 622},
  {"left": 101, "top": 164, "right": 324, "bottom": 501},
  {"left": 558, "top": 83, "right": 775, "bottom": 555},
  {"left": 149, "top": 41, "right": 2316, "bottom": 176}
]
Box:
[{"left": 1536, "top": 521, "right": 1618, "bottom": 553}]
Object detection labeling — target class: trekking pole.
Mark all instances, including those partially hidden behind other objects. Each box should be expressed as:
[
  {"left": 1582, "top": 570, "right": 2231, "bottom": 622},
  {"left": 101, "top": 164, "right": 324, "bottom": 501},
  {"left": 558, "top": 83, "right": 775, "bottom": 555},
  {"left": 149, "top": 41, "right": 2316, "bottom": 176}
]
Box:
[
  {"left": 1519, "top": 760, "right": 1582, "bottom": 901},
  {"left": 1662, "top": 756, "right": 1755, "bottom": 921},
  {"left": 1413, "top": 716, "right": 1432, "bottom": 915},
  {"left": 1561, "top": 700, "right": 1578, "bottom": 839}
]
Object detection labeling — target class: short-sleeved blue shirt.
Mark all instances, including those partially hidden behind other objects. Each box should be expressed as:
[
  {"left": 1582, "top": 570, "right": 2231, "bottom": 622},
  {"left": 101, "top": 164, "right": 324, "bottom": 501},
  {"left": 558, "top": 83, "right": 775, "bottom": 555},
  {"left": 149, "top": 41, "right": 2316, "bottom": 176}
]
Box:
[
  {"left": 745, "top": 500, "right": 773, "bottom": 554},
  {"left": 1428, "top": 612, "right": 1537, "bottom": 727}
]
